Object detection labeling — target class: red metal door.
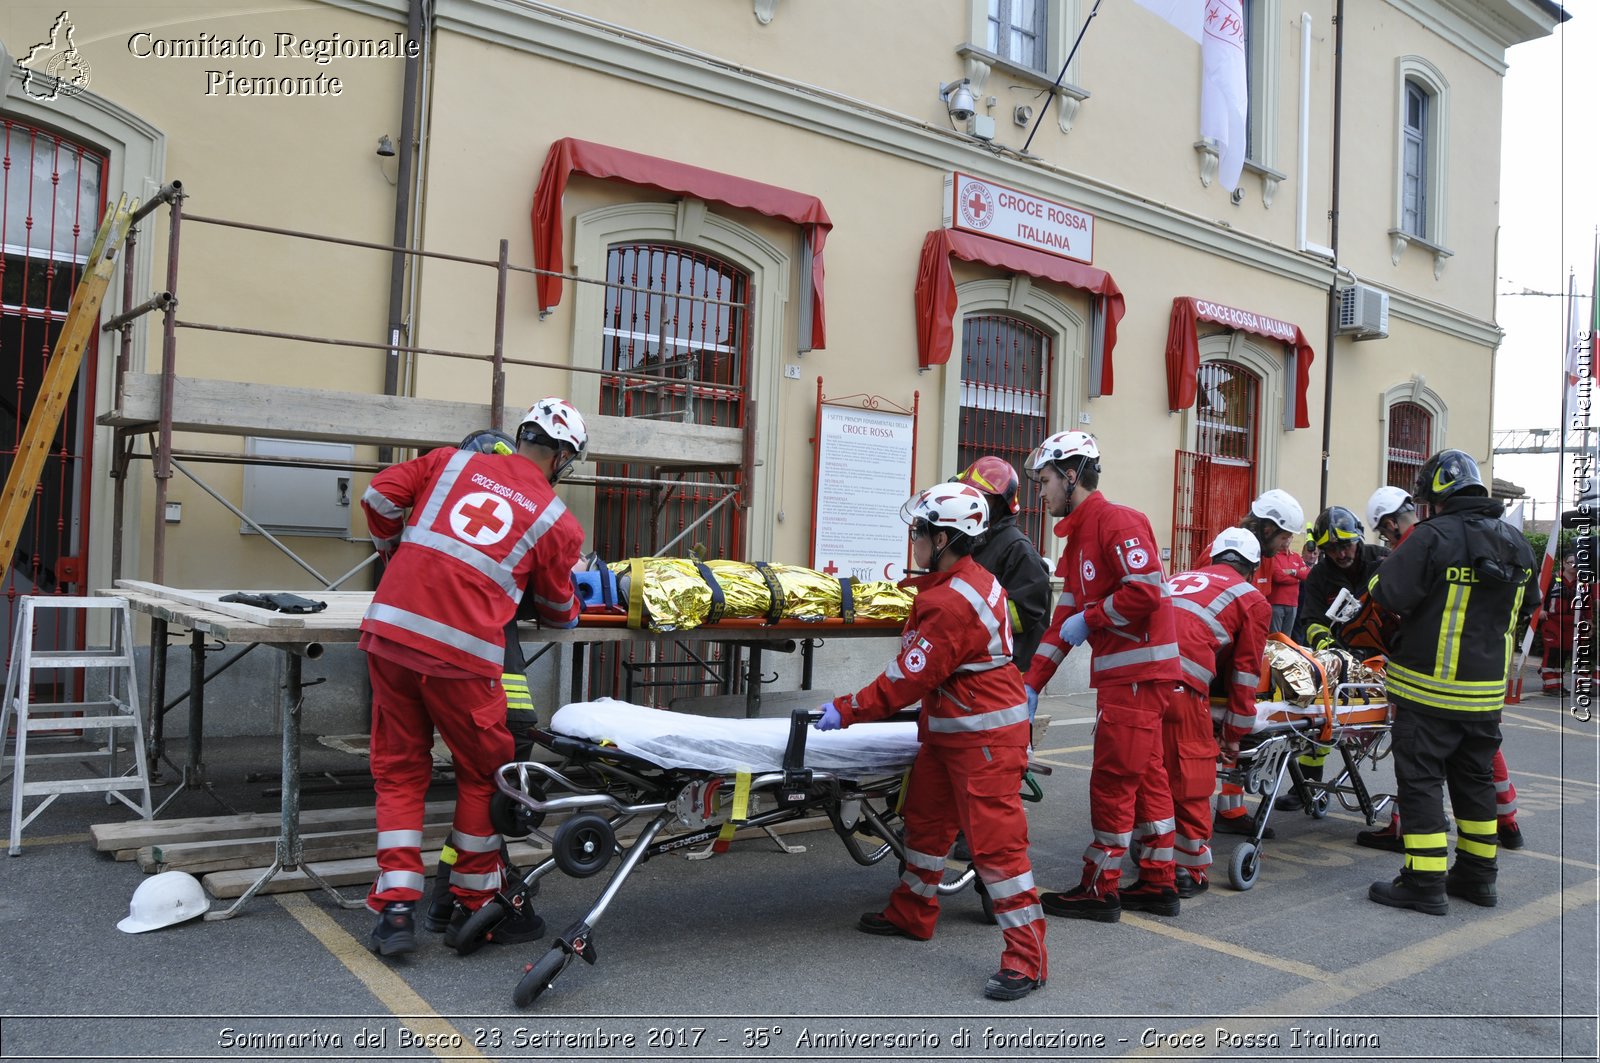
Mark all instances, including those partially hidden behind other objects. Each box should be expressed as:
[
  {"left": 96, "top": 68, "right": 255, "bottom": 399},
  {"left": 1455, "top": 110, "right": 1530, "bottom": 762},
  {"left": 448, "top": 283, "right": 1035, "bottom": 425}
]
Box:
[
  {"left": 1172, "top": 361, "right": 1259, "bottom": 572},
  {"left": 0, "top": 121, "right": 106, "bottom": 690}
]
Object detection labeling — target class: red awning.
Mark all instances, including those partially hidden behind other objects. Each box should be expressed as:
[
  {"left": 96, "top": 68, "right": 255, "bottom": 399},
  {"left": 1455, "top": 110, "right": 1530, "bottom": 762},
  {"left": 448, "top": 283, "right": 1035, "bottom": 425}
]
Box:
[
  {"left": 531, "top": 138, "right": 833, "bottom": 349},
  {"left": 1165, "top": 296, "right": 1316, "bottom": 429},
  {"left": 914, "top": 228, "right": 1124, "bottom": 389}
]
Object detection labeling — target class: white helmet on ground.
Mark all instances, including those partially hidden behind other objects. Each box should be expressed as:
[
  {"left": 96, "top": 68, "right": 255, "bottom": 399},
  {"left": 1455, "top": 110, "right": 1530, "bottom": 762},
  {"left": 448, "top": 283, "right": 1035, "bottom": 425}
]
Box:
[
  {"left": 1250, "top": 489, "right": 1304, "bottom": 534},
  {"left": 1208, "top": 527, "right": 1262, "bottom": 566},
  {"left": 1024, "top": 431, "right": 1100, "bottom": 481},
  {"left": 516, "top": 397, "right": 588, "bottom": 481},
  {"left": 899, "top": 482, "right": 990, "bottom": 539},
  {"left": 118, "top": 871, "right": 208, "bottom": 933},
  {"left": 1366, "top": 485, "right": 1414, "bottom": 532}
]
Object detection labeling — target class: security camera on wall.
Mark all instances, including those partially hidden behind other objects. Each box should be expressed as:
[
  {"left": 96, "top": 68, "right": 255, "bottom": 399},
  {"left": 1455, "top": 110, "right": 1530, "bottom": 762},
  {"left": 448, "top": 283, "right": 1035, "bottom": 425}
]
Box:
[{"left": 939, "top": 79, "right": 976, "bottom": 122}]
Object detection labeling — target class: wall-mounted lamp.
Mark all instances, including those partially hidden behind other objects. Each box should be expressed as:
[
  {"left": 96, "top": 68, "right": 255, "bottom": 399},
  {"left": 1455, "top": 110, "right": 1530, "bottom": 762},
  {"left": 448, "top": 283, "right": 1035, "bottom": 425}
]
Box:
[
  {"left": 375, "top": 134, "right": 396, "bottom": 157},
  {"left": 938, "top": 79, "right": 975, "bottom": 122}
]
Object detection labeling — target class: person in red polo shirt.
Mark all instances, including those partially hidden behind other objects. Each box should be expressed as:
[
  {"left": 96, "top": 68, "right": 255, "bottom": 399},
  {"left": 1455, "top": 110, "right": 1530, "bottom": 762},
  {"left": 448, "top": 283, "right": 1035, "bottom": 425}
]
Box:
[{"left": 1022, "top": 431, "right": 1183, "bottom": 923}]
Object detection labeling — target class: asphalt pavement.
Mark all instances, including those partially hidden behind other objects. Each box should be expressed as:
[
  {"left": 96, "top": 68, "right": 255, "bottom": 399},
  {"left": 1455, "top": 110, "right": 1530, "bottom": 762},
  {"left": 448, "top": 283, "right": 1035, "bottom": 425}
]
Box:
[{"left": 0, "top": 662, "right": 1595, "bottom": 1063}]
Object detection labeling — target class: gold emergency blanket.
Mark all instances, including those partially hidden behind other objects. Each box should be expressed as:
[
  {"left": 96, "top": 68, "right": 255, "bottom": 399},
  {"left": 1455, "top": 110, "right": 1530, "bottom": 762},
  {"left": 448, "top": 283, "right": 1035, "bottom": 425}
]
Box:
[
  {"left": 610, "top": 558, "right": 914, "bottom": 632},
  {"left": 1262, "top": 640, "right": 1384, "bottom": 707}
]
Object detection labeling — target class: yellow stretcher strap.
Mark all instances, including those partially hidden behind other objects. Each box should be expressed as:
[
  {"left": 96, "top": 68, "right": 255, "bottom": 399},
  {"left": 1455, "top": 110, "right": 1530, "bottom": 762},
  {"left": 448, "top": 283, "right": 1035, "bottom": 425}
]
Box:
[
  {"left": 627, "top": 557, "right": 645, "bottom": 629},
  {"left": 712, "top": 771, "right": 752, "bottom": 854}
]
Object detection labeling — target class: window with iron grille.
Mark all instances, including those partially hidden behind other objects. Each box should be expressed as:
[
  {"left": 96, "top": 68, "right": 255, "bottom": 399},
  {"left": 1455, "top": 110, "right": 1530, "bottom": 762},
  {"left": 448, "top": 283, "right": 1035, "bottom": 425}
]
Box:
[
  {"left": 0, "top": 120, "right": 105, "bottom": 683},
  {"left": 1195, "top": 361, "right": 1259, "bottom": 463},
  {"left": 987, "top": 0, "right": 1048, "bottom": 71},
  {"left": 1387, "top": 400, "right": 1432, "bottom": 490},
  {"left": 590, "top": 243, "right": 750, "bottom": 704},
  {"left": 958, "top": 313, "right": 1052, "bottom": 547}
]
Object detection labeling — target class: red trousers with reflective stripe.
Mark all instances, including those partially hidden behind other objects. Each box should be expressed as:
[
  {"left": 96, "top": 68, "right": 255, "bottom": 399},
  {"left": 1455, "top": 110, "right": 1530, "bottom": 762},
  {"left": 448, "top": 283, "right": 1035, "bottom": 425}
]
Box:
[
  {"left": 1164, "top": 687, "right": 1217, "bottom": 877},
  {"left": 366, "top": 652, "right": 512, "bottom": 913},
  {"left": 881, "top": 743, "right": 1047, "bottom": 982},
  {"left": 1085, "top": 681, "right": 1176, "bottom": 893}
]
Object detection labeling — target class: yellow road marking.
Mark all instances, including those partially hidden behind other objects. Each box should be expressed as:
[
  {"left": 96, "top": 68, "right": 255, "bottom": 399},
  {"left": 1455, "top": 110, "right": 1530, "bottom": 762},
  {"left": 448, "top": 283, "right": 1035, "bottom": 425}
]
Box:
[
  {"left": 1034, "top": 744, "right": 1093, "bottom": 756},
  {"left": 277, "top": 893, "right": 488, "bottom": 1061},
  {"left": 1503, "top": 709, "right": 1598, "bottom": 738},
  {"left": 1122, "top": 913, "right": 1338, "bottom": 982},
  {"left": 1030, "top": 756, "right": 1091, "bottom": 772},
  {"left": 1514, "top": 768, "right": 1600, "bottom": 788}
]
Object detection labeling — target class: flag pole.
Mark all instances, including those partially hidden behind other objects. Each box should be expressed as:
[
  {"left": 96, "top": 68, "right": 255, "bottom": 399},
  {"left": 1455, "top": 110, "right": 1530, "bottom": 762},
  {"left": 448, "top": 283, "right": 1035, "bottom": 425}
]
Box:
[{"left": 1021, "top": 0, "right": 1104, "bottom": 155}]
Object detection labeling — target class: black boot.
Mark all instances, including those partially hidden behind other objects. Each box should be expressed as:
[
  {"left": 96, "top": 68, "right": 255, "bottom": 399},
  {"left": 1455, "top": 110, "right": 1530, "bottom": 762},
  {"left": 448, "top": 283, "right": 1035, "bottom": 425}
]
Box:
[
  {"left": 1275, "top": 762, "right": 1324, "bottom": 811},
  {"left": 369, "top": 902, "right": 418, "bottom": 956},
  {"left": 1368, "top": 874, "right": 1448, "bottom": 915},
  {"left": 422, "top": 858, "right": 455, "bottom": 933}
]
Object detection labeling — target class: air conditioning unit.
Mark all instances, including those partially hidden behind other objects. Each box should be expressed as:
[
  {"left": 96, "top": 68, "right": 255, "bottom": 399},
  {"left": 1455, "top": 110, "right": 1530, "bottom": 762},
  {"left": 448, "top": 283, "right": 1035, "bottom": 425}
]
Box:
[{"left": 1338, "top": 284, "right": 1390, "bottom": 340}]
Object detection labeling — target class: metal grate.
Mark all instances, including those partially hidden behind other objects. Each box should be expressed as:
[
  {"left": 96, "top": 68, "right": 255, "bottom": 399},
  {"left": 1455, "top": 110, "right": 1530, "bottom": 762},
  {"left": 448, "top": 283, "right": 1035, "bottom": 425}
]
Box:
[
  {"left": 0, "top": 120, "right": 105, "bottom": 694},
  {"left": 957, "top": 313, "right": 1053, "bottom": 548},
  {"left": 590, "top": 243, "right": 751, "bottom": 704},
  {"left": 1387, "top": 401, "right": 1432, "bottom": 491},
  {"left": 1173, "top": 361, "right": 1261, "bottom": 571}
]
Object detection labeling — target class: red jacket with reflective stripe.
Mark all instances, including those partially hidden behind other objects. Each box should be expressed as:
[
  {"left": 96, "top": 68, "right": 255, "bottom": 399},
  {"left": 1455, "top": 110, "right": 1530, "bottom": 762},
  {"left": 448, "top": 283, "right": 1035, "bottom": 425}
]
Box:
[
  {"left": 1168, "top": 563, "right": 1270, "bottom": 744},
  {"left": 836, "top": 556, "right": 1030, "bottom": 749},
  {"left": 360, "top": 447, "right": 584, "bottom": 677},
  {"left": 1024, "top": 490, "right": 1182, "bottom": 691}
]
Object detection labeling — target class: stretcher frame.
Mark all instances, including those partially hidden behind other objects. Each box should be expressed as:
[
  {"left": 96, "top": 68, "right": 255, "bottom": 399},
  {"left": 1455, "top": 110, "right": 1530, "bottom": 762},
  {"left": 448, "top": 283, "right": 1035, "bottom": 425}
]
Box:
[
  {"left": 1217, "top": 680, "right": 1394, "bottom": 890},
  {"left": 489, "top": 707, "right": 1033, "bottom": 1008}
]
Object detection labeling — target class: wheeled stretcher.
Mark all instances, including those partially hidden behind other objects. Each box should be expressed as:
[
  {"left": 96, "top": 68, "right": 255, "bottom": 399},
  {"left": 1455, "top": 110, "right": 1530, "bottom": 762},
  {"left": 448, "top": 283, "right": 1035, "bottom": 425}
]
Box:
[
  {"left": 1213, "top": 681, "right": 1394, "bottom": 890},
  {"left": 488, "top": 700, "right": 1033, "bottom": 1008}
]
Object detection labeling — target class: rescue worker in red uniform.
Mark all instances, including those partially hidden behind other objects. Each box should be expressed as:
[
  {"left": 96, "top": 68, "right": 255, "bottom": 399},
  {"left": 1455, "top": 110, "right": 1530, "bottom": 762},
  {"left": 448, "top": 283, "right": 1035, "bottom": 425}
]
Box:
[
  {"left": 1167, "top": 529, "right": 1271, "bottom": 895},
  {"left": 1355, "top": 485, "right": 1526, "bottom": 852},
  {"left": 1214, "top": 490, "right": 1303, "bottom": 837},
  {"left": 1021, "top": 431, "right": 1183, "bottom": 922},
  {"left": 361, "top": 399, "right": 588, "bottom": 958},
  {"left": 1540, "top": 547, "right": 1581, "bottom": 695},
  {"left": 817, "top": 482, "right": 1045, "bottom": 1002}
]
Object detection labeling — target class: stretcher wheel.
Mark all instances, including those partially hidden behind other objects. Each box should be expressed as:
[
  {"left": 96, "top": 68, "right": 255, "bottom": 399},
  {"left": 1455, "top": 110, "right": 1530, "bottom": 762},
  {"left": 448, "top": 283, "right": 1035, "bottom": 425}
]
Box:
[
  {"left": 1310, "top": 791, "right": 1330, "bottom": 819},
  {"left": 553, "top": 813, "right": 615, "bottom": 878},
  {"left": 974, "top": 878, "right": 997, "bottom": 925},
  {"left": 490, "top": 789, "right": 545, "bottom": 839},
  {"left": 451, "top": 899, "right": 504, "bottom": 958},
  {"left": 1228, "top": 842, "right": 1261, "bottom": 891},
  {"left": 513, "top": 947, "right": 570, "bottom": 1007}
]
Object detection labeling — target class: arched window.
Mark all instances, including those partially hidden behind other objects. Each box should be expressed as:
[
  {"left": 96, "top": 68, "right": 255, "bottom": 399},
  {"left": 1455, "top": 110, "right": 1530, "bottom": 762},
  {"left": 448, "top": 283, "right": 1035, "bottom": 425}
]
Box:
[
  {"left": 957, "top": 312, "right": 1052, "bottom": 539},
  {"left": 1386, "top": 400, "right": 1433, "bottom": 490},
  {"left": 594, "top": 242, "right": 750, "bottom": 562}
]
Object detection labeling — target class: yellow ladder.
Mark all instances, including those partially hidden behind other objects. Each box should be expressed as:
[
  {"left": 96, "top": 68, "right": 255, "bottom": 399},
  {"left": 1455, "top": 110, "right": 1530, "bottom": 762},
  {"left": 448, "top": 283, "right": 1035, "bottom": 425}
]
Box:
[{"left": 0, "top": 194, "right": 137, "bottom": 585}]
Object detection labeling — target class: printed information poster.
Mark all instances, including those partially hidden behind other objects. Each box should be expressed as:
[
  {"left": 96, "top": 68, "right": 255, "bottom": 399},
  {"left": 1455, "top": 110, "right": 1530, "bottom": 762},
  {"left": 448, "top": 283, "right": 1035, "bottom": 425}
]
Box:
[{"left": 812, "top": 404, "right": 914, "bottom": 583}]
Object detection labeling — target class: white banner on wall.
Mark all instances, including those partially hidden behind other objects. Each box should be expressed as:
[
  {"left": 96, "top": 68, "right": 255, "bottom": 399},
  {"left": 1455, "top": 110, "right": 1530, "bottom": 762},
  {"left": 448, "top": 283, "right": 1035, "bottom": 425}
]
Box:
[{"left": 812, "top": 404, "right": 915, "bottom": 583}]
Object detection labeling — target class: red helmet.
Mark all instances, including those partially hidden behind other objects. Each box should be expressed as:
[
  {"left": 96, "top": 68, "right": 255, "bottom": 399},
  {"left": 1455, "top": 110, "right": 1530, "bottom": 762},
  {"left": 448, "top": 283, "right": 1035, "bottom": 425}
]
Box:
[{"left": 954, "top": 456, "right": 1021, "bottom": 514}]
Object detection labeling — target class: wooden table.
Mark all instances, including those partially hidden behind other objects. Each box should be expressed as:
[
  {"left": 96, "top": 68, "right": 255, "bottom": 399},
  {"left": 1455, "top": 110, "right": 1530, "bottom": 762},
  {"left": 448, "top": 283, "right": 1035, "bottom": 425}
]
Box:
[{"left": 106, "top": 581, "right": 902, "bottom": 916}]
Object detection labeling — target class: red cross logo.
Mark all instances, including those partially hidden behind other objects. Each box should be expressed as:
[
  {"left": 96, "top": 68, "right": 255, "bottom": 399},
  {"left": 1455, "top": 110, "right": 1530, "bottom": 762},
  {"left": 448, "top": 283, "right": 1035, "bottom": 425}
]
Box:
[
  {"left": 966, "top": 191, "right": 988, "bottom": 219},
  {"left": 1169, "top": 572, "right": 1212, "bottom": 596},
  {"left": 822, "top": 560, "right": 839, "bottom": 575},
  {"left": 448, "top": 491, "right": 514, "bottom": 546}
]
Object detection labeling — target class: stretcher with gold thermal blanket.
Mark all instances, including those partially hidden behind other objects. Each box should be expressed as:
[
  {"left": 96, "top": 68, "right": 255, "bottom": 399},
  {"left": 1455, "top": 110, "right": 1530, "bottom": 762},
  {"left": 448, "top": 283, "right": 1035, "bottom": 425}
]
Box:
[
  {"left": 487, "top": 699, "right": 1047, "bottom": 1009},
  {"left": 1211, "top": 637, "right": 1395, "bottom": 891}
]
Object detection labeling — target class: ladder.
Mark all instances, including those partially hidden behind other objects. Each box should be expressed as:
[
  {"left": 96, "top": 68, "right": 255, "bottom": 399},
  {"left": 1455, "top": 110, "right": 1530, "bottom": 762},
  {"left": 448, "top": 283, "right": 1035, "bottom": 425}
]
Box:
[
  {"left": 0, "top": 596, "right": 152, "bottom": 855},
  {"left": 0, "top": 193, "right": 136, "bottom": 586}
]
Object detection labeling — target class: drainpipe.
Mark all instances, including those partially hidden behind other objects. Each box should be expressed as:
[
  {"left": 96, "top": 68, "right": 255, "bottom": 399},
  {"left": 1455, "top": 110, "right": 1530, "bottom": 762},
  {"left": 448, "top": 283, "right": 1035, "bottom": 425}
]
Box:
[
  {"left": 382, "top": 0, "right": 423, "bottom": 463},
  {"left": 1317, "top": 0, "right": 1345, "bottom": 512}
]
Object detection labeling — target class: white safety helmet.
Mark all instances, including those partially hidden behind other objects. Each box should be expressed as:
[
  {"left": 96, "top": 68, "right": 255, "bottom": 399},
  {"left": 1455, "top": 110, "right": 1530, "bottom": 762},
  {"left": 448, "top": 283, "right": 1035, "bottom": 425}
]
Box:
[
  {"left": 1366, "top": 485, "right": 1414, "bottom": 532},
  {"left": 899, "top": 482, "right": 990, "bottom": 539},
  {"left": 117, "top": 871, "right": 209, "bottom": 934},
  {"left": 1024, "top": 430, "right": 1100, "bottom": 481},
  {"left": 515, "top": 398, "right": 588, "bottom": 481},
  {"left": 1208, "top": 527, "right": 1262, "bottom": 567},
  {"left": 1250, "top": 489, "right": 1304, "bottom": 534}
]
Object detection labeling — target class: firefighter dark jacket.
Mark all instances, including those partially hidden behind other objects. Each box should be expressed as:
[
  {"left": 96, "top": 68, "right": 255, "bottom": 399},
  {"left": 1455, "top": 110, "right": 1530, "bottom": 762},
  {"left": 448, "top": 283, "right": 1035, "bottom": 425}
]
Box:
[
  {"left": 972, "top": 511, "right": 1054, "bottom": 669},
  {"left": 1294, "top": 542, "right": 1389, "bottom": 647},
  {"left": 1368, "top": 495, "right": 1537, "bottom": 717}
]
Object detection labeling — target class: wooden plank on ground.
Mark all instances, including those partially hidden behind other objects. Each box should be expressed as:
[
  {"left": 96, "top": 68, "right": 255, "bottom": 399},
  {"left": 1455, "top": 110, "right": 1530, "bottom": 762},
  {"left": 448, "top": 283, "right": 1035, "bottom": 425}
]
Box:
[
  {"left": 202, "top": 814, "right": 835, "bottom": 898},
  {"left": 144, "top": 821, "right": 456, "bottom": 875},
  {"left": 101, "top": 375, "right": 744, "bottom": 467},
  {"left": 91, "top": 800, "right": 456, "bottom": 853}
]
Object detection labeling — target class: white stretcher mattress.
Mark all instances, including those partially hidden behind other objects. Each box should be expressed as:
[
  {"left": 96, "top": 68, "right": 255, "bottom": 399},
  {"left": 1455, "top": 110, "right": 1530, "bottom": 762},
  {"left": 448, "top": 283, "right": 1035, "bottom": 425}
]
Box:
[{"left": 551, "top": 699, "right": 921, "bottom": 775}]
